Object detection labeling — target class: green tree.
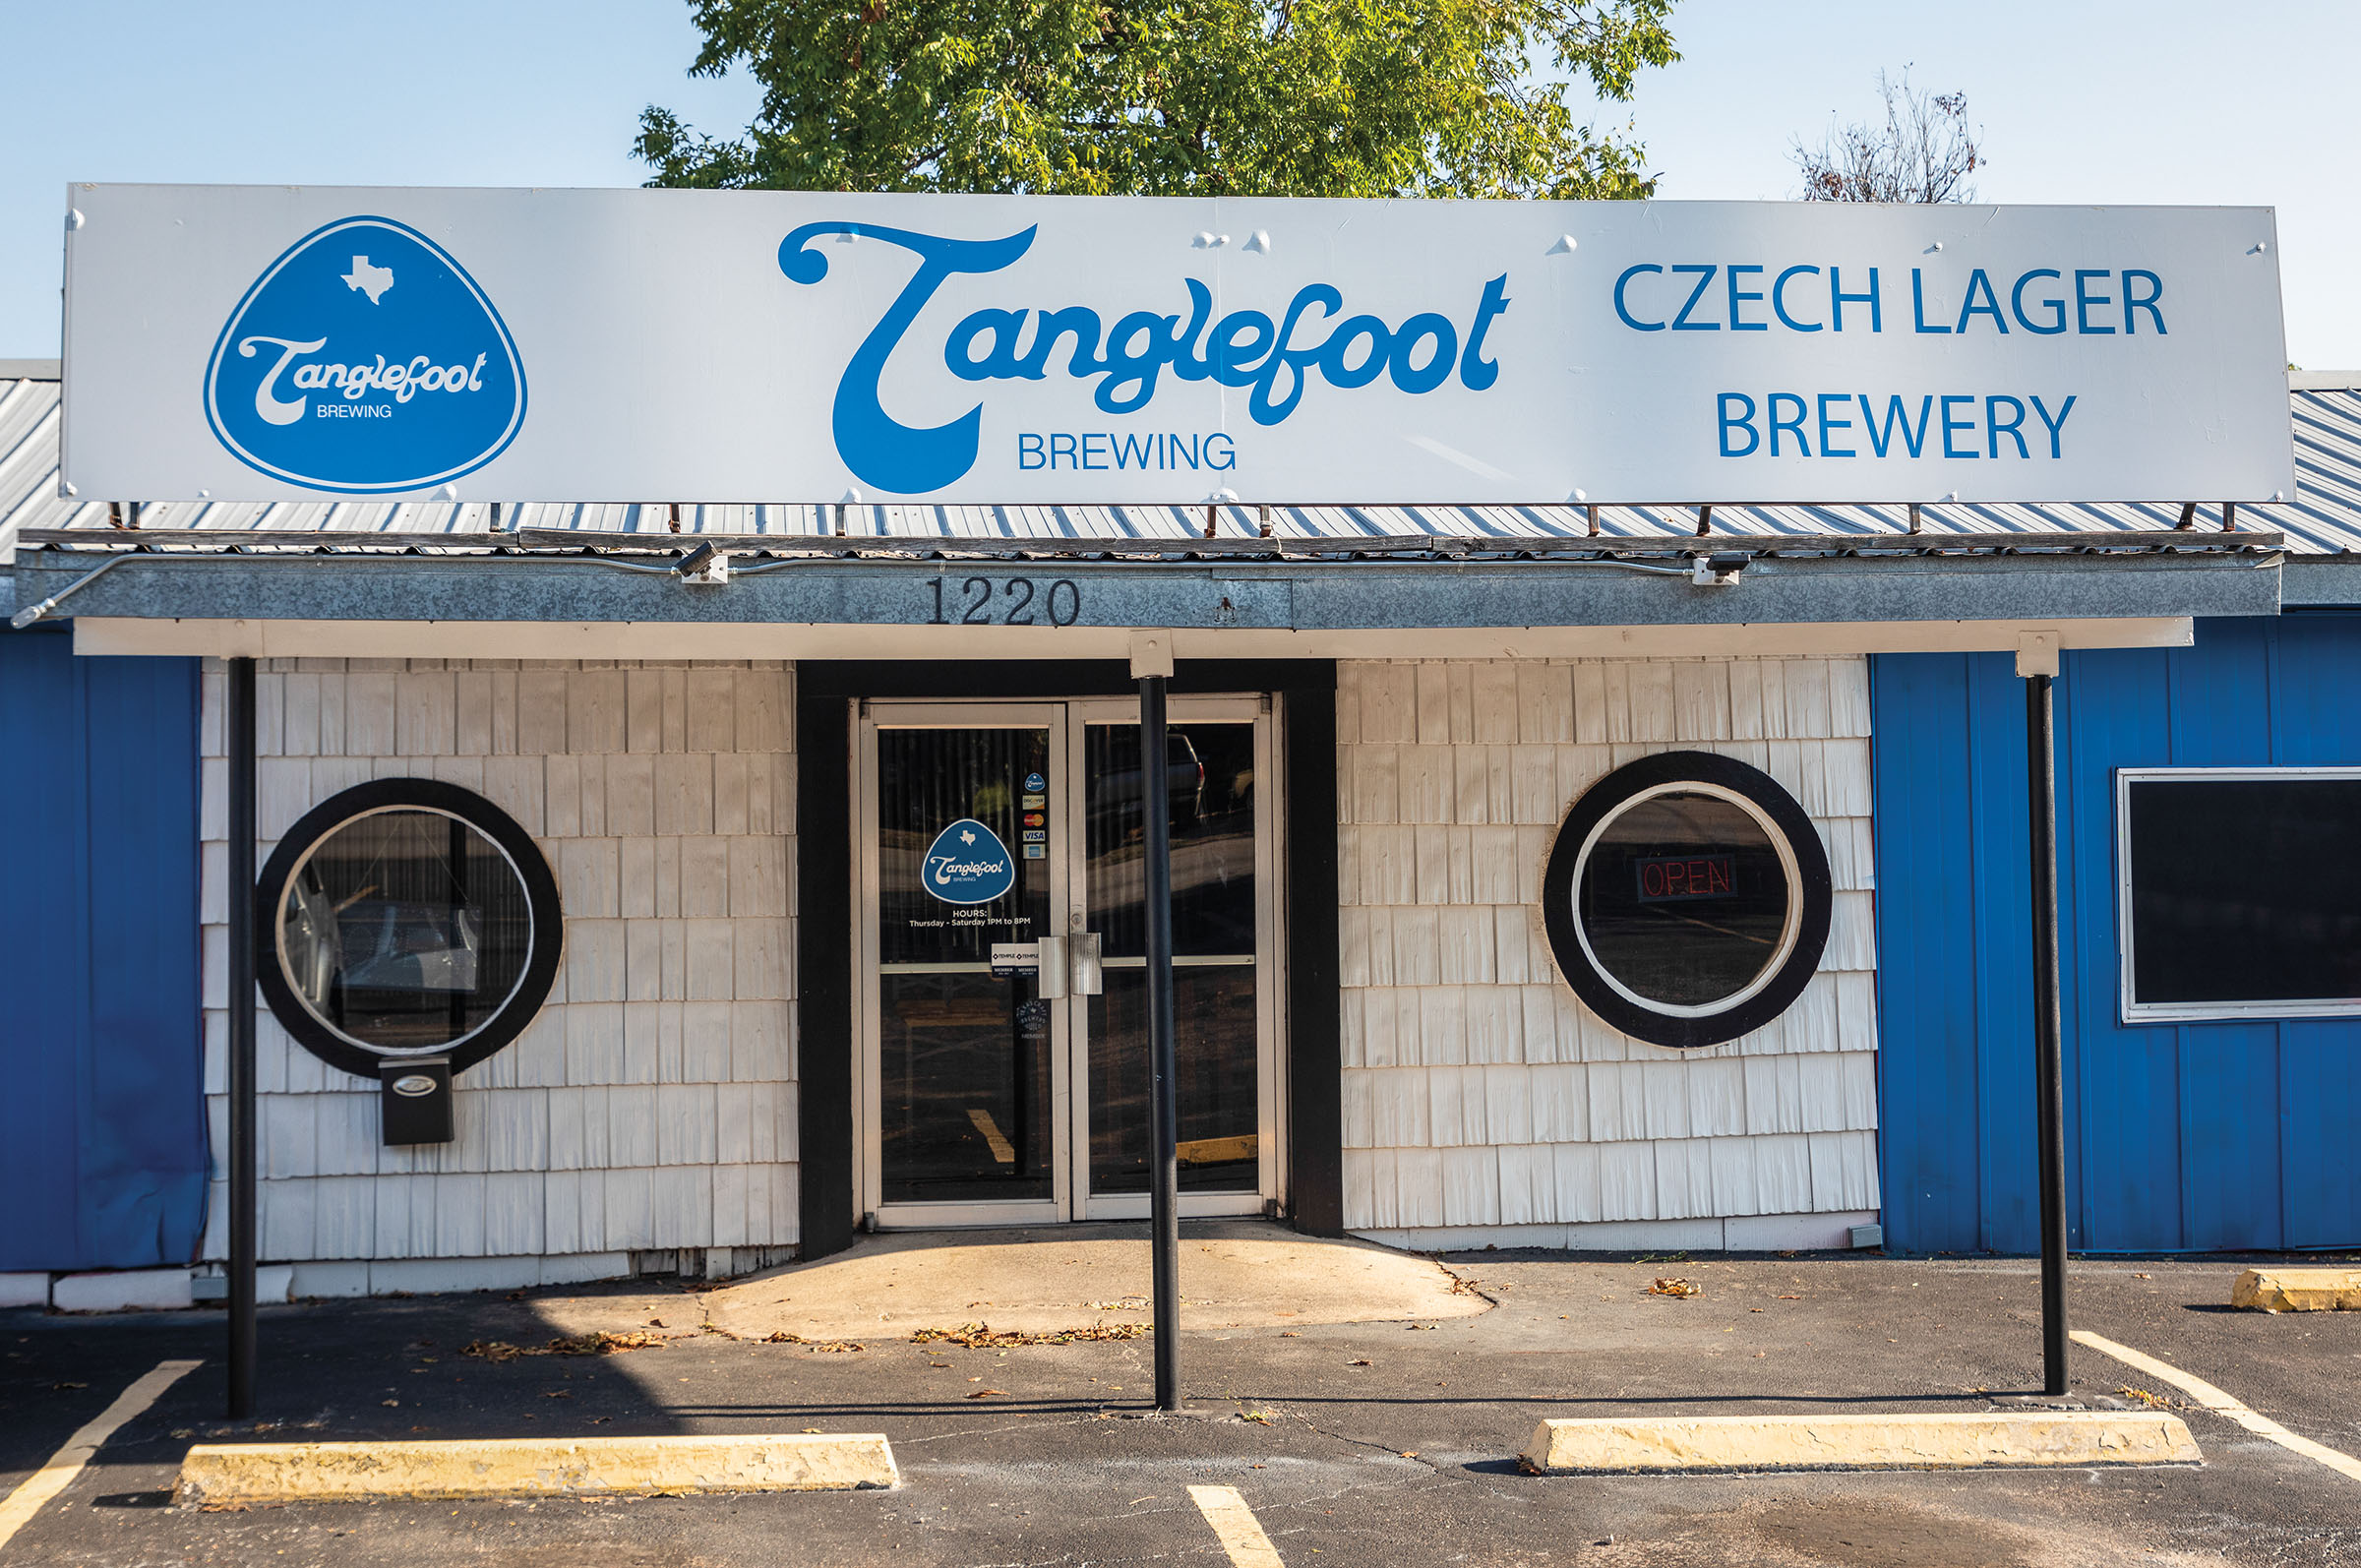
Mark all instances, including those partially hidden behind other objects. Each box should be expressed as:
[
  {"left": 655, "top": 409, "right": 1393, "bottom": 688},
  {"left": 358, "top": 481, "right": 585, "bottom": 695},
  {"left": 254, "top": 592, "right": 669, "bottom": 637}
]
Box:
[{"left": 636, "top": 0, "right": 1678, "bottom": 199}]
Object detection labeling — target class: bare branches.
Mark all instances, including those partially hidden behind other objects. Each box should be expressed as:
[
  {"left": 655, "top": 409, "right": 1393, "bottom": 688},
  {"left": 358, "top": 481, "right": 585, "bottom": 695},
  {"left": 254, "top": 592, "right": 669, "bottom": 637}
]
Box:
[{"left": 1791, "top": 68, "right": 1982, "bottom": 205}]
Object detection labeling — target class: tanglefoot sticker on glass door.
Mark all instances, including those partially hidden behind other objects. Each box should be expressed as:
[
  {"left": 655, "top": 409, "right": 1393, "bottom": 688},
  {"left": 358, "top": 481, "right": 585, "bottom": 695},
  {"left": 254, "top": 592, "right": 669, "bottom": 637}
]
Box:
[{"left": 920, "top": 818, "right": 1018, "bottom": 904}]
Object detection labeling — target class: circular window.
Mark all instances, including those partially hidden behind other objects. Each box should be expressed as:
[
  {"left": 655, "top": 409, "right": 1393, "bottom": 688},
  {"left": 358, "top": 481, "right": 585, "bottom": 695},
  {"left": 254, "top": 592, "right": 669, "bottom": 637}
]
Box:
[
  {"left": 1541, "top": 752, "right": 1832, "bottom": 1050},
  {"left": 256, "top": 779, "right": 562, "bottom": 1077}
]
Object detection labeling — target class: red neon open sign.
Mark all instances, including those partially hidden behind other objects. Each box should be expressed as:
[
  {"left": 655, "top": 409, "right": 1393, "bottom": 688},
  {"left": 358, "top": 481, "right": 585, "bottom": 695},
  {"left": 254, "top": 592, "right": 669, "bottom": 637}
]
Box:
[{"left": 1634, "top": 853, "right": 1736, "bottom": 903}]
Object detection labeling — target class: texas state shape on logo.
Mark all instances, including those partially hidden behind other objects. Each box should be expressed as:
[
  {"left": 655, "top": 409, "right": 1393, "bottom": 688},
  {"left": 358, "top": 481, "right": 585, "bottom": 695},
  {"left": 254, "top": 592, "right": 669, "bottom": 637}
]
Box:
[
  {"left": 205, "top": 215, "right": 525, "bottom": 493},
  {"left": 921, "top": 818, "right": 1018, "bottom": 905}
]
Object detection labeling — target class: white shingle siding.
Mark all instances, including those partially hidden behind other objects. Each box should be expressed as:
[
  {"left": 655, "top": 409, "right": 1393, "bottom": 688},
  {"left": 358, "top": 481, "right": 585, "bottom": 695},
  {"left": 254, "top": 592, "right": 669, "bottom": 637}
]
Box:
[
  {"left": 200, "top": 658, "right": 799, "bottom": 1287},
  {"left": 1337, "top": 657, "right": 1880, "bottom": 1251}
]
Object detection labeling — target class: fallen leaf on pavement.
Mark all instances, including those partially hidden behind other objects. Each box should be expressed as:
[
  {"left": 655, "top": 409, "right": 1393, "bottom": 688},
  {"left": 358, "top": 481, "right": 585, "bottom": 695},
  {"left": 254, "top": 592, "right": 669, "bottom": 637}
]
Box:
[
  {"left": 913, "top": 1322, "right": 1146, "bottom": 1348},
  {"left": 1648, "top": 1278, "right": 1701, "bottom": 1298},
  {"left": 760, "top": 1331, "right": 866, "bottom": 1352},
  {"left": 462, "top": 1333, "right": 664, "bottom": 1361}
]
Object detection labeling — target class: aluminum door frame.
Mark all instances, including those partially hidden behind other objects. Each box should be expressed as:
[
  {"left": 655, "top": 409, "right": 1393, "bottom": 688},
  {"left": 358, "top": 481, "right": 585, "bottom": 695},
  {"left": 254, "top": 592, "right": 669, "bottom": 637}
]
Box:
[
  {"left": 856, "top": 700, "right": 1074, "bottom": 1229},
  {"left": 1062, "top": 695, "right": 1281, "bottom": 1222}
]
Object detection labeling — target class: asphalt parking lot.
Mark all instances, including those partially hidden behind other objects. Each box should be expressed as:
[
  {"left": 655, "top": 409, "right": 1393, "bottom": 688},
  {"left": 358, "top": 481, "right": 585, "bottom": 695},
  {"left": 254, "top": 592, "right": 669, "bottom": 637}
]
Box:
[{"left": 3, "top": 1246, "right": 2358, "bottom": 1567}]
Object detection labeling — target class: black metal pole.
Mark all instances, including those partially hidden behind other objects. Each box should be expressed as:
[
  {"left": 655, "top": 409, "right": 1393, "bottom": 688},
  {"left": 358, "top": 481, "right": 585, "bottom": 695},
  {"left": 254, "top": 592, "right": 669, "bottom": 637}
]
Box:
[
  {"left": 1140, "top": 674, "right": 1180, "bottom": 1412},
  {"left": 226, "top": 656, "right": 259, "bottom": 1419},
  {"left": 2026, "top": 671, "right": 2070, "bottom": 1397}
]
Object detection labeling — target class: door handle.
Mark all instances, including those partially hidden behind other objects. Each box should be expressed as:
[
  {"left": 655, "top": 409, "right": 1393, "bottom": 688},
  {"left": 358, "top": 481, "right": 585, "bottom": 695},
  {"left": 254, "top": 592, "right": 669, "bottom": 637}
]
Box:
[
  {"left": 1036, "top": 936, "right": 1066, "bottom": 998},
  {"left": 1071, "top": 933, "right": 1103, "bottom": 995}
]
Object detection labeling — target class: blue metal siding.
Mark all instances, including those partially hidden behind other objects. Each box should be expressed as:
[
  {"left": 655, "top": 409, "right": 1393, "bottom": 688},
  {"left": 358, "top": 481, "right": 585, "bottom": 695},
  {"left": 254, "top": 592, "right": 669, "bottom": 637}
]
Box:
[
  {"left": 0, "top": 631, "right": 206, "bottom": 1271},
  {"left": 1873, "top": 615, "right": 2361, "bottom": 1253}
]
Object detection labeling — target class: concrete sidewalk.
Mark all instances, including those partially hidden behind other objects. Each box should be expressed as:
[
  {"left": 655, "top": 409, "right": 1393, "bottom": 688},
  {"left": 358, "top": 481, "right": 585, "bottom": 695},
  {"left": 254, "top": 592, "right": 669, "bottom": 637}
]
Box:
[{"left": 698, "top": 1220, "right": 1489, "bottom": 1340}]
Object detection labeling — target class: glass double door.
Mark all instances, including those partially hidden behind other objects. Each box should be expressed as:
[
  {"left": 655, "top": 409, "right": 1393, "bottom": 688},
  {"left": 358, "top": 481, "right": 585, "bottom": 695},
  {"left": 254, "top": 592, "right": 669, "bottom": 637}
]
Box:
[{"left": 858, "top": 698, "right": 1275, "bottom": 1227}]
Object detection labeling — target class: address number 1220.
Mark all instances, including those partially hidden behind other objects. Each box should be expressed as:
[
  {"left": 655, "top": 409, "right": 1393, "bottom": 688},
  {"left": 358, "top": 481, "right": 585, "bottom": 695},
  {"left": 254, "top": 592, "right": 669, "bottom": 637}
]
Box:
[{"left": 927, "top": 576, "right": 1083, "bottom": 627}]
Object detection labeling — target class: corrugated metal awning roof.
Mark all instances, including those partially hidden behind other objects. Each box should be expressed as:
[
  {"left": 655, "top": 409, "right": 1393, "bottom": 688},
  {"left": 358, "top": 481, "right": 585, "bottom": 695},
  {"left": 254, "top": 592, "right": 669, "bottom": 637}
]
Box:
[{"left": 7, "top": 367, "right": 2359, "bottom": 561}]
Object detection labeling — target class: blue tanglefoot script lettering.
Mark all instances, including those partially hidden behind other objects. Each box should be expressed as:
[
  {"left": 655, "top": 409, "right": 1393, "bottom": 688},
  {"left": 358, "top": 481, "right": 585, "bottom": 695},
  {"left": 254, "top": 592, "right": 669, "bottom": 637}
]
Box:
[
  {"left": 780, "top": 222, "right": 1511, "bottom": 495},
  {"left": 780, "top": 222, "right": 1042, "bottom": 496}
]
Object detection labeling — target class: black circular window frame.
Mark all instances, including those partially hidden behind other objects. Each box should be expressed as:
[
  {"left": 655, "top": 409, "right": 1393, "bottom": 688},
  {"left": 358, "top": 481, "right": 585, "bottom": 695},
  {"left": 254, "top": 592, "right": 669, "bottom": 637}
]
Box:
[
  {"left": 1541, "top": 751, "right": 1833, "bottom": 1051},
  {"left": 255, "top": 778, "right": 564, "bottom": 1079}
]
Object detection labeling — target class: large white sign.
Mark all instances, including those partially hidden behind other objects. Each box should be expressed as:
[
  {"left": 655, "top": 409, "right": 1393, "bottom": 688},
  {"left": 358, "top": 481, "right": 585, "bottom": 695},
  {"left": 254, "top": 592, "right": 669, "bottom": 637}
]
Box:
[{"left": 60, "top": 185, "right": 2293, "bottom": 507}]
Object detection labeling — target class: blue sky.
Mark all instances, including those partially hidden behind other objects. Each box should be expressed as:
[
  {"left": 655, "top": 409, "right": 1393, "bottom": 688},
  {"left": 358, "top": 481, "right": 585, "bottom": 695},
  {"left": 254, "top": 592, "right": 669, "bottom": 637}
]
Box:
[{"left": 8, "top": 0, "right": 2356, "bottom": 364}]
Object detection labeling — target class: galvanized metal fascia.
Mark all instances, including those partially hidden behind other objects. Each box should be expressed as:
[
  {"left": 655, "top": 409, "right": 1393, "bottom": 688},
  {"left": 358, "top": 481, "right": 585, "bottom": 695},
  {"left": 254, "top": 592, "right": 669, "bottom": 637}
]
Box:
[
  {"left": 6, "top": 548, "right": 2281, "bottom": 630},
  {"left": 2279, "top": 557, "right": 2361, "bottom": 608}
]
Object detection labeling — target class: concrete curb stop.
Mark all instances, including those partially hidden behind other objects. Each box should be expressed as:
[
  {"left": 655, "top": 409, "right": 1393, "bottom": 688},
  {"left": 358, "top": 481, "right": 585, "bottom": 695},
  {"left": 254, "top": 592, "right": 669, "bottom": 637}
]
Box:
[
  {"left": 2231, "top": 1268, "right": 2361, "bottom": 1312},
  {"left": 1519, "top": 1412, "right": 2203, "bottom": 1474},
  {"left": 174, "top": 1432, "right": 899, "bottom": 1504}
]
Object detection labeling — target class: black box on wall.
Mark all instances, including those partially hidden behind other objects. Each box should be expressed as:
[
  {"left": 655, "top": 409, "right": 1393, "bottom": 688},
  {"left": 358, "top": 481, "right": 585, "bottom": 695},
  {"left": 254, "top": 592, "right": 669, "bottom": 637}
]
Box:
[{"left": 379, "top": 1056, "right": 454, "bottom": 1145}]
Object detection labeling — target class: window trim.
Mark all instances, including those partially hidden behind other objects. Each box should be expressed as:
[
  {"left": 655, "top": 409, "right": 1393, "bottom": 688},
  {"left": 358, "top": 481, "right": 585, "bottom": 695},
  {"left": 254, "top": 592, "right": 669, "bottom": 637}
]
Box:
[
  {"left": 2117, "top": 764, "right": 2361, "bottom": 1024},
  {"left": 1568, "top": 780, "right": 1806, "bottom": 1020},
  {"left": 255, "top": 777, "right": 564, "bottom": 1078},
  {"left": 1541, "top": 751, "right": 1834, "bottom": 1051}
]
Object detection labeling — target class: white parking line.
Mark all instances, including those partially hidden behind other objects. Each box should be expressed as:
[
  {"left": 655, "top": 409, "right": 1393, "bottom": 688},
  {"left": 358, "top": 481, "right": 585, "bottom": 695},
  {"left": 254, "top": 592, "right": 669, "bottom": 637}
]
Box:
[
  {"left": 2072, "top": 1330, "right": 2361, "bottom": 1483},
  {"left": 0, "top": 1357, "right": 204, "bottom": 1555},
  {"left": 1189, "top": 1483, "right": 1286, "bottom": 1568}
]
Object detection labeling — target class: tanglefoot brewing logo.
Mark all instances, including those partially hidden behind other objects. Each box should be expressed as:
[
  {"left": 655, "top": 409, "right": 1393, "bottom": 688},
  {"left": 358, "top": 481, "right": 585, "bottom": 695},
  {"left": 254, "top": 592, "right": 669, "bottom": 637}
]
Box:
[
  {"left": 205, "top": 216, "right": 525, "bottom": 493},
  {"left": 921, "top": 818, "right": 1018, "bottom": 905},
  {"left": 779, "top": 221, "right": 1510, "bottom": 495}
]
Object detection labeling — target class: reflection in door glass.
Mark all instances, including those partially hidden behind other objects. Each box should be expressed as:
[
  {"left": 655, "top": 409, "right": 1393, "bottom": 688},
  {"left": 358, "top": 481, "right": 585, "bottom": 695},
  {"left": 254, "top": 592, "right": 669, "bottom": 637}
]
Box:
[
  {"left": 878, "top": 729, "right": 1053, "bottom": 1203},
  {"left": 1085, "top": 723, "right": 1258, "bottom": 1195},
  {"left": 1089, "top": 967, "right": 1258, "bottom": 1193},
  {"left": 1085, "top": 724, "right": 1256, "bottom": 956},
  {"left": 880, "top": 972, "right": 1053, "bottom": 1202}
]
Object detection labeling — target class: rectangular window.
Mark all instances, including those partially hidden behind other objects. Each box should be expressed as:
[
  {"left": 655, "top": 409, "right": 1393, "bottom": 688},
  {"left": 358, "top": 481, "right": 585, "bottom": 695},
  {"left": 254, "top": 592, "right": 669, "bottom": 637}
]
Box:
[{"left": 2119, "top": 767, "right": 2361, "bottom": 1021}]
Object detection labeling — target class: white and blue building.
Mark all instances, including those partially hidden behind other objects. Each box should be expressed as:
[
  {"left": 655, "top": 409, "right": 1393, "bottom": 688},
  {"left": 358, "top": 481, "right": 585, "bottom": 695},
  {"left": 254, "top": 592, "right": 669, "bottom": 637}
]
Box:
[{"left": 1, "top": 191, "right": 2350, "bottom": 1304}]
